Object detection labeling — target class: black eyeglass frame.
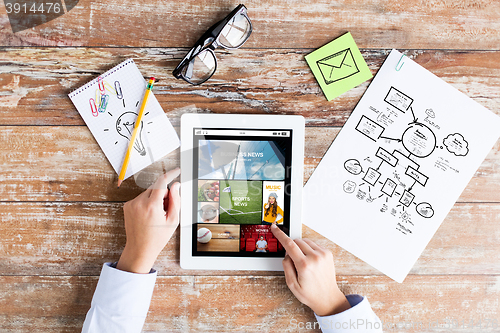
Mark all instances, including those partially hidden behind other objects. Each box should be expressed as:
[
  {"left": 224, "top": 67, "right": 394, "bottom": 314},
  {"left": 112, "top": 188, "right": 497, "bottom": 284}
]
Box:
[{"left": 172, "top": 4, "right": 252, "bottom": 85}]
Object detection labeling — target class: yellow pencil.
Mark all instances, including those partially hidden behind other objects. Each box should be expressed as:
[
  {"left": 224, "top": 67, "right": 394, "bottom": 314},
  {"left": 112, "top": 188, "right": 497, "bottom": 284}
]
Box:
[{"left": 117, "top": 77, "right": 155, "bottom": 188}]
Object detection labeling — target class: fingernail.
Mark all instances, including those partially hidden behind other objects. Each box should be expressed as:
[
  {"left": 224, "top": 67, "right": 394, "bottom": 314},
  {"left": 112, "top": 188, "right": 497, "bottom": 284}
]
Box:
[{"left": 271, "top": 223, "right": 277, "bottom": 229}]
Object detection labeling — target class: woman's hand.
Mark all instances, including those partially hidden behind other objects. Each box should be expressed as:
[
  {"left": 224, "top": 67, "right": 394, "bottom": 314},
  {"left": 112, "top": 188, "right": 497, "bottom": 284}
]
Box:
[
  {"left": 116, "top": 168, "right": 181, "bottom": 274},
  {"left": 271, "top": 223, "right": 351, "bottom": 316}
]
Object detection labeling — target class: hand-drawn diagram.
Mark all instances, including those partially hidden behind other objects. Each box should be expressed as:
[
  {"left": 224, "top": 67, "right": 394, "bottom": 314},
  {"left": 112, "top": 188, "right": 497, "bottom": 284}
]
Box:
[
  {"left": 343, "top": 180, "right": 356, "bottom": 193},
  {"left": 344, "top": 86, "right": 470, "bottom": 235},
  {"left": 316, "top": 48, "right": 360, "bottom": 85},
  {"left": 443, "top": 133, "right": 469, "bottom": 156},
  {"left": 344, "top": 159, "right": 363, "bottom": 175}
]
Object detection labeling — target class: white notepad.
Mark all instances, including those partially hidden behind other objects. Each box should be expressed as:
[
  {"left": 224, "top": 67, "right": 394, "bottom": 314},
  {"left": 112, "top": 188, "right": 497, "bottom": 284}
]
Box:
[
  {"left": 303, "top": 49, "right": 500, "bottom": 283},
  {"left": 69, "top": 59, "right": 179, "bottom": 180}
]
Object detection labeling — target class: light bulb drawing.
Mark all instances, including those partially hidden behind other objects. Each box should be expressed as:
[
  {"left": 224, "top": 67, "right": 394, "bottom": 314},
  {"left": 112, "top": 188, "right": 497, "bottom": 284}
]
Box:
[
  {"left": 95, "top": 78, "right": 153, "bottom": 156},
  {"left": 116, "top": 111, "right": 146, "bottom": 156}
]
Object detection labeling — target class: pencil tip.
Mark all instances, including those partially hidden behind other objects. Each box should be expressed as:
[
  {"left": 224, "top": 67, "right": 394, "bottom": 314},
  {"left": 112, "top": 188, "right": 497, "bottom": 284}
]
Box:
[{"left": 117, "top": 180, "right": 122, "bottom": 188}]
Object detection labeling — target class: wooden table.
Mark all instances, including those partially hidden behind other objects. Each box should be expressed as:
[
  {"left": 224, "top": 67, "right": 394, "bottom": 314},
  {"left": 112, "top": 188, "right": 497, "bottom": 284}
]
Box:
[{"left": 0, "top": 1, "right": 499, "bottom": 332}]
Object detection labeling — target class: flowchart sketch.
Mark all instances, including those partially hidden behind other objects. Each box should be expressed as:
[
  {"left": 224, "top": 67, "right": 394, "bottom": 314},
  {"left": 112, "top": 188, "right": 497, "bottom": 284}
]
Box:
[
  {"left": 356, "top": 115, "right": 385, "bottom": 142},
  {"left": 381, "top": 179, "right": 397, "bottom": 197},
  {"left": 384, "top": 86, "right": 413, "bottom": 112},
  {"left": 405, "top": 166, "right": 428, "bottom": 187},
  {"left": 303, "top": 50, "right": 500, "bottom": 283},
  {"left": 399, "top": 190, "right": 415, "bottom": 207},
  {"left": 363, "top": 167, "right": 381, "bottom": 186},
  {"left": 375, "top": 147, "right": 398, "bottom": 167}
]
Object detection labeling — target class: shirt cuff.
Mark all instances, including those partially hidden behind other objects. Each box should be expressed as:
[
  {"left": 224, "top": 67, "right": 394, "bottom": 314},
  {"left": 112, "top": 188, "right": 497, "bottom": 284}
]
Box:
[
  {"left": 92, "top": 262, "right": 157, "bottom": 317},
  {"left": 315, "top": 295, "right": 382, "bottom": 332}
]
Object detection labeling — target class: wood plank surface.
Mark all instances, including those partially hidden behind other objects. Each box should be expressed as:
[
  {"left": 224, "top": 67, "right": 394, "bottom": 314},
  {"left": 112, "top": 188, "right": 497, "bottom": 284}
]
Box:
[
  {"left": 1, "top": 275, "right": 499, "bottom": 332},
  {"left": 1, "top": 201, "right": 499, "bottom": 276},
  {"left": 0, "top": 49, "right": 498, "bottom": 126},
  {"left": 0, "top": 0, "right": 499, "bottom": 50},
  {"left": 0, "top": 0, "right": 499, "bottom": 331},
  {"left": 1, "top": 126, "right": 499, "bottom": 202}
]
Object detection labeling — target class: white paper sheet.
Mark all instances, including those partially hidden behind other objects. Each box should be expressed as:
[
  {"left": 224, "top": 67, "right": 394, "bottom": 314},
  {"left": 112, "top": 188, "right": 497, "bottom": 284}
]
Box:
[
  {"left": 303, "top": 49, "right": 500, "bottom": 283},
  {"left": 69, "top": 59, "right": 179, "bottom": 180}
]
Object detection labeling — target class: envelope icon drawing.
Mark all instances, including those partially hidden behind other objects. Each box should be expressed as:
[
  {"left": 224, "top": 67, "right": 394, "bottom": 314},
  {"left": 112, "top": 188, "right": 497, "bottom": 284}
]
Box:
[{"left": 316, "top": 48, "right": 360, "bottom": 85}]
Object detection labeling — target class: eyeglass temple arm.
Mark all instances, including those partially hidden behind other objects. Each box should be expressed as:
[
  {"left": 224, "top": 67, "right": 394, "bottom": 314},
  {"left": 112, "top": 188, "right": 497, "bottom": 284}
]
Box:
[{"left": 173, "top": 45, "right": 201, "bottom": 78}]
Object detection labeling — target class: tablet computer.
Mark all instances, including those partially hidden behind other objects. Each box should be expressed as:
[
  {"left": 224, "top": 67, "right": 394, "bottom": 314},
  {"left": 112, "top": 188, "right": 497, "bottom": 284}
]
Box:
[{"left": 180, "top": 114, "right": 304, "bottom": 270}]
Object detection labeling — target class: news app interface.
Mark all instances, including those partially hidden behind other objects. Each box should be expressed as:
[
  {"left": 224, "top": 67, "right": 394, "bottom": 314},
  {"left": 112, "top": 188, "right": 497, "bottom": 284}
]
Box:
[{"left": 193, "top": 128, "right": 292, "bottom": 257}]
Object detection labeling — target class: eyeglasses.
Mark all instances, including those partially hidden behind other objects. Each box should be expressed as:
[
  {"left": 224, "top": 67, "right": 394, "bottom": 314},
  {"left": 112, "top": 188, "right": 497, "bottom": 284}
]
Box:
[{"left": 173, "top": 4, "right": 252, "bottom": 85}]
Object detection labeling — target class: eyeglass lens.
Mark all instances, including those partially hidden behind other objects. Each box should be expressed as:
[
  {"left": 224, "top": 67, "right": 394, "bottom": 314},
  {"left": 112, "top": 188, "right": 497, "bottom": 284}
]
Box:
[
  {"left": 182, "top": 49, "right": 217, "bottom": 84},
  {"left": 219, "top": 12, "right": 252, "bottom": 48},
  {"left": 182, "top": 11, "right": 251, "bottom": 84}
]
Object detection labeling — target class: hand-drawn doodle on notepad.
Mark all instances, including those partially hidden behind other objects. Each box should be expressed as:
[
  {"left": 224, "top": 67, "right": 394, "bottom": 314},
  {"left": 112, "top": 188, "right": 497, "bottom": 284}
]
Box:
[
  {"left": 116, "top": 111, "right": 146, "bottom": 156},
  {"left": 69, "top": 59, "right": 180, "bottom": 185},
  {"left": 89, "top": 77, "right": 154, "bottom": 157},
  {"left": 343, "top": 86, "right": 472, "bottom": 233},
  {"left": 316, "top": 48, "right": 360, "bottom": 85}
]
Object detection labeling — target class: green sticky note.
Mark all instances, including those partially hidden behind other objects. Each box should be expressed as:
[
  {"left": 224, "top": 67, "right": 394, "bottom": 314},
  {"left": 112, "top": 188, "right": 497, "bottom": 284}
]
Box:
[{"left": 305, "top": 32, "right": 372, "bottom": 101}]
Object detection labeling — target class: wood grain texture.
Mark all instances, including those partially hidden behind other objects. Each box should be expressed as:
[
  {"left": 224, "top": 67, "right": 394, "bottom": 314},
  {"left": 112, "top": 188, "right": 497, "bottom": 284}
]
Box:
[
  {"left": 0, "top": 0, "right": 499, "bottom": 50},
  {"left": 0, "top": 275, "right": 499, "bottom": 332},
  {"left": 1, "top": 201, "right": 499, "bottom": 276},
  {"left": 0, "top": 49, "right": 498, "bottom": 126},
  {"left": 0, "top": 126, "right": 498, "bottom": 202},
  {"left": 0, "top": 0, "right": 499, "bottom": 331}
]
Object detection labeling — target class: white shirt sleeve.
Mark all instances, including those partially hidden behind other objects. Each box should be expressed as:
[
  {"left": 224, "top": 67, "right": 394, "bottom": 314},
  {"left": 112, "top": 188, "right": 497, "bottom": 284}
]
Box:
[
  {"left": 316, "top": 295, "right": 383, "bottom": 332},
  {"left": 81, "top": 263, "right": 157, "bottom": 333}
]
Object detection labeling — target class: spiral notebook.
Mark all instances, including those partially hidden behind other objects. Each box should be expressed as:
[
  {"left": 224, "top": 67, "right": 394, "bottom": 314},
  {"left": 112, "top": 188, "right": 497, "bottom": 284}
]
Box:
[{"left": 69, "top": 59, "right": 179, "bottom": 180}]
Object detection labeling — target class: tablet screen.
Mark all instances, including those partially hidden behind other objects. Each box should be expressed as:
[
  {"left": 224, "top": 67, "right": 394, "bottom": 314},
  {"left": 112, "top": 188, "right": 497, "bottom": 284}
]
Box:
[{"left": 192, "top": 128, "right": 292, "bottom": 257}]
